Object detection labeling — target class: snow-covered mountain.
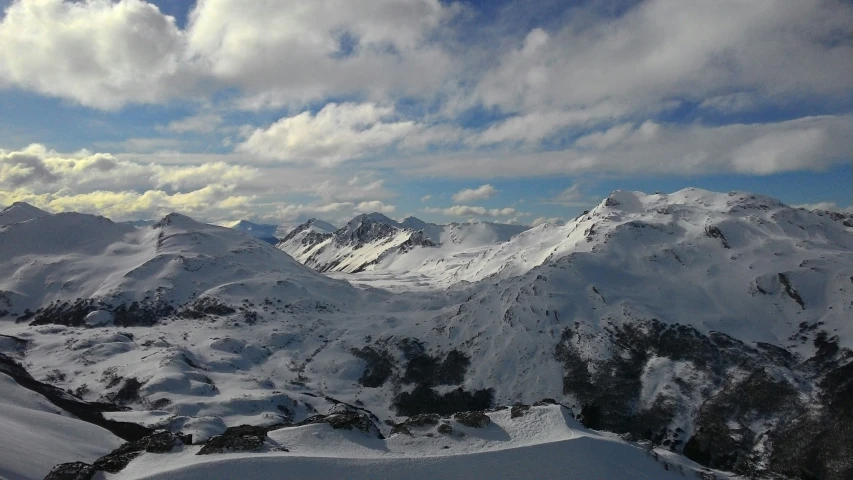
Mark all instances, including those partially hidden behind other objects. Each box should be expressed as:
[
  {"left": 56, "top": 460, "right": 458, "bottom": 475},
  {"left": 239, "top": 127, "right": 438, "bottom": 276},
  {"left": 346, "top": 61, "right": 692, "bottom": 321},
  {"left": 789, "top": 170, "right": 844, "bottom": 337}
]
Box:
[
  {"left": 276, "top": 213, "right": 437, "bottom": 273},
  {"left": 278, "top": 214, "right": 529, "bottom": 275},
  {"left": 0, "top": 202, "right": 49, "bottom": 226},
  {"left": 0, "top": 210, "right": 360, "bottom": 320},
  {"left": 2, "top": 189, "right": 853, "bottom": 479},
  {"left": 215, "top": 219, "right": 283, "bottom": 244}
]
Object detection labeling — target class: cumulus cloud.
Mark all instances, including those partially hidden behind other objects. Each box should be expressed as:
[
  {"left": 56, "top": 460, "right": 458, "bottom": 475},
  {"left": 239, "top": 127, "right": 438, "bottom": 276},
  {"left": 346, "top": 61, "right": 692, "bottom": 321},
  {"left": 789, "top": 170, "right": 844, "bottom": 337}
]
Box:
[
  {"left": 0, "top": 144, "right": 259, "bottom": 220},
  {"left": 188, "top": 0, "right": 457, "bottom": 108},
  {"left": 0, "top": 144, "right": 258, "bottom": 193},
  {"left": 239, "top": 103, "right": 416, "bottom": 165},
  {"left": 473, "top": 0, "right": 853, "bottom": 115},
  {"left": 0, "top": 0, "right": 196, "bottom": 109},
  {"left": 0, "top": 184, "right": 252, "bottom": 221},
  {"left": 452, "top": 184, "right": 497, "bottom": 203}
]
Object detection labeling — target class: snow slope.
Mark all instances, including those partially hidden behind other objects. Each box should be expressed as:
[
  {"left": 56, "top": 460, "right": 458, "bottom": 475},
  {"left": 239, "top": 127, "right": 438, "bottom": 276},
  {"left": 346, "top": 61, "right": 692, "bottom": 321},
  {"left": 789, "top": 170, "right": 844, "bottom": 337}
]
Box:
[
  {"left": 113, "top": 405, "right": 724, "bottom": 480},
  {"left": 0, "top": 372, "right": 122, "bottom": 480}
]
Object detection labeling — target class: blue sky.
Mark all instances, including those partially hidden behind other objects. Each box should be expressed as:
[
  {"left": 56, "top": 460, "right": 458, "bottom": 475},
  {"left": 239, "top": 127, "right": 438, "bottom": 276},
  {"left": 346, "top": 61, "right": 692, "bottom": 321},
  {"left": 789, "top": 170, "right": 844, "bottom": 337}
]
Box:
[{"left": 0, "top": 0, "right": 850, "bottom": 226}]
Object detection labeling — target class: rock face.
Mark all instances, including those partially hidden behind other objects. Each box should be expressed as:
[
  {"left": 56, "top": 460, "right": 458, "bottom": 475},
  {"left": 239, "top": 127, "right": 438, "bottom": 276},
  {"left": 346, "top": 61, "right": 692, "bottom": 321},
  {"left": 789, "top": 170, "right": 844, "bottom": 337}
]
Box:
[
  {"left": 43, "top": 462, "right": 96, "bottom": 480},
  {"left": 295, "top": 405, "right": 384, "bottom": 438},
  {"left": 197, "top": 425, "right": 268, "bottom": 455},
  {"left": 277, "top": 213, "right": 437, "bottom": 274},
  {"left": 94, "top": 431, "right": 189, "bottom": 472},
  {"left": 46, "top": 431, "right": 189, "bottom": 479},
  {"left": 453, "top": 411, "right": 491, "bottom": 428},
  {"left": 510, "top": 404, "right": 531, "bottom": 419}
]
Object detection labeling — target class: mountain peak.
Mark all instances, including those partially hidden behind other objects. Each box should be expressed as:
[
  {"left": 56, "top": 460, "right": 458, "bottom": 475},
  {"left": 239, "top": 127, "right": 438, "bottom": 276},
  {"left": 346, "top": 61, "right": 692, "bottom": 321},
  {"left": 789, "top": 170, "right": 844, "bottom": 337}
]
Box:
[
  {"left": 153, "top": 212, "right": 202, "bottom": 229},
  {"left": 0, "top": 201, "right": 50, "bottom": 226},
  {"left": 400, "top": 216, "right": 430, "bottom": 230}
]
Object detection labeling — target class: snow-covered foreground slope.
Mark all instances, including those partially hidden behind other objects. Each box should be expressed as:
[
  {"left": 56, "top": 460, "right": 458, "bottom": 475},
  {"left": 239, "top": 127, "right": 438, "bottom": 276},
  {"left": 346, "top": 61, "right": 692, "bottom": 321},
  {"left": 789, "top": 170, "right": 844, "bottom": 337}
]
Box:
[
  {"left": 102, "top": 405, "right": 727, "bottom": 480},
  {"left": 2, "top": 189, "right": 853, "bottom": 479},
  {"left": 0, "top": 372, "right": 122, "bottom": 480}
]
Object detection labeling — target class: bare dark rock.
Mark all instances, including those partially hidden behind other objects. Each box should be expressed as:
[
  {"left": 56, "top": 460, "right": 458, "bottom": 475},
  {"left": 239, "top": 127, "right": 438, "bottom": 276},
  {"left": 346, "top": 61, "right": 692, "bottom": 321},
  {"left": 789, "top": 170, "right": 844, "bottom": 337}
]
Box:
[
  {"left": 402, "top": 413, "right": 440, "bottom": 427},
  {"left": 106, "top": 378, "right": 143, "bottom": 405},
  {"left": 704, "top": 225, "right": 731, "bottom": 249},
  {"left": 393, "top": 385, "right": 494, "bottom": 417},
  {"left": 510, "top": 404, "right": 531, "bottom": 418},
  {"left": 453, "top": 410, "right": 491, "bottom": 428},
  {"left": 179, "top": 297, "right": 236, "bottom": 319},
  {"left": 295, "top": 405, "right": 384, "bottom": 438},
  {"left": 390, "top": 424, "right": 412, "bottom": 436},
  {"left": 437, "top": 423, "right": 453, "bottom": 435},
  {"left": 197, "top": 425, "right": 268, "bottom": 455},
  {"left": 94, "top": 431, "right": 189, "bottom": 473},
  {"left": 778, "top": 273, "right": 805, "bottom": 309},
  {"left": 44, "top": 462, "right": 95, "bottom": 480},
  {"left": 111, "top": 301, "right": 174, "bottom": 327},
  {"left": 350, "top": 346, "right": 394, "bottom": 388},
  {"left": 402, "top": 349, "right": 470, "bottom": 387}
]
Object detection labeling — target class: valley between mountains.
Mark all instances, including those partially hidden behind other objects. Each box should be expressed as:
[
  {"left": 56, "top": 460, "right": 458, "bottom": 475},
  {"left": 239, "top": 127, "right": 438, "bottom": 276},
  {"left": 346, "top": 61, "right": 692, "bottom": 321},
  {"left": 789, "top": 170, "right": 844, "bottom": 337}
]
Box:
[{"left": 1, "top": 188, "right": 851, "bottom": 480}]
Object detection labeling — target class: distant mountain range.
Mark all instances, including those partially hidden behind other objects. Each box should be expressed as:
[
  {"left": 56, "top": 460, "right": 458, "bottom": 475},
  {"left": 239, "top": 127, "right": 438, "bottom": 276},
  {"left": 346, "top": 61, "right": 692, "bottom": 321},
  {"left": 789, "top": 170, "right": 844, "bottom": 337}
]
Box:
[{"left": 276, "top": 213, "right": 529, "bottom": 274}]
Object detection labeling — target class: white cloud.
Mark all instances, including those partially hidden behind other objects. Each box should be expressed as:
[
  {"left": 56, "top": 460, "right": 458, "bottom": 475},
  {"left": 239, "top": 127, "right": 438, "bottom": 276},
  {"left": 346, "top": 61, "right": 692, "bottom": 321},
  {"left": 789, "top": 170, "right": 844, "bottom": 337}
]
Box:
[
  {"left": 239, "top": 102, "right": 416, "bottom": 165},
  {"left": 0, "top": 144, "right": 261, "bottom": 220},
  {"left": 452, "top": 184, "right": 497, "bottom": 203},
  {"left": 426, "top": 205, "right": 517, "bottom": 217},
  {"left": 311, "top": 173, "right": 392, "bottom": 203},
  {"left": 531, "top": 216, "right": 564, "bottom": 227},
  {"left": 387, "top": 115, "right": 852, "bottom": 178},
  {"left": 0, "top": 0, "right": 196, "bottom": 109},
  {"left": 162, "top": 113, "right": 224, "bottom": 134},
  {"left": 187, "top": 0, "right": 457, "bottom": 109},
  {"left": 355, "top": 200, "right": 395, "bottom": 214},
  {"left": 0, "top": 184, "right": 252, "bottom": 221},
  {"left": 420, "top": 194, "right": 432, "bottom": 203},
  {"left": 473, "top": 0, "right": 853, "bottom": 115},
  {"left": 574, "top": 124, "right": 634, "bottom": 149},
  {"left": 792, "top": 202, "right": 852, "bottom": 213},
  {"left": 470, "top": 105, "right": 626, "bottom": 146},
  {"left": 548, "top": 184, "right": 589, "bottom": 207},
  {"left": 264, "top": 199, "right": 395, "bottom": 224}
]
